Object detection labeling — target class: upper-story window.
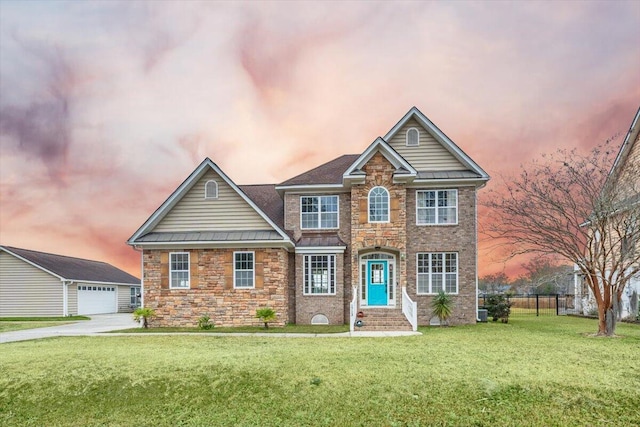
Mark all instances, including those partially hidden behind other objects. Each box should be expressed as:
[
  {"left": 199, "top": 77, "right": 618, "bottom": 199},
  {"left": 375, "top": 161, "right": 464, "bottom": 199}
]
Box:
[
  {"left": 368, "top": 187, "right": 389, "bottom": 223},
  {"left": 416, "top": 190, "right": 457, "bottom": 225},
  {"left": 301, "top": 196, "right": 339, "bottom": 229},
  {"left": 205, "top": 180, "right": 218, "bottom": 199},
  {"left": 406, "top": 128, "right": 420, "bottom": 146}
]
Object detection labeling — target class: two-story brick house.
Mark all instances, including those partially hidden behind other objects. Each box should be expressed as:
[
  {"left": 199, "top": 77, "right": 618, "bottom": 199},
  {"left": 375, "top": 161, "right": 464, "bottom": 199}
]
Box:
[{"left": 128, "top": 107, "right": 489, "bottom": 329}]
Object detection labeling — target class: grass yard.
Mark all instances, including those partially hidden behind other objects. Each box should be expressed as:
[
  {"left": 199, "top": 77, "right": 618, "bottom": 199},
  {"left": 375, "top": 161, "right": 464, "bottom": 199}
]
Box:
[
  {"left": 0, "top": 316, "right": 89, "bottom": 333},
  {"left": 1, "top": 316, "right": 639, "bottom": 427}
]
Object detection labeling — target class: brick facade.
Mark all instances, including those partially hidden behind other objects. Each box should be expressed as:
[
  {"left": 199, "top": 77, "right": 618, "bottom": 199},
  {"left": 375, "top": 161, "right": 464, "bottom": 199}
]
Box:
[
  {"left": 135, "top": 112, "right": 486, "bottom": 328},
  {"left": 279, "top": 152, "right": 479, "bottom": 326},
  {"left": 405, "top": 187, "right": 478, "bottom": 325},
  {"left": 143, "top": 248, "right": 289, "bottom": 327},
  {"left": 284, "top": 193, "right": 351, "bottom": 325}
]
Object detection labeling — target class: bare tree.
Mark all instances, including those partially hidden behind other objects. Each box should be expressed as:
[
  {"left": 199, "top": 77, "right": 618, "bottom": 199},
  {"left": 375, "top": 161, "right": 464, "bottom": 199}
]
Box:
[
  {"left": 519, "top": 256, "right": 574, "bottom": 295},
  {"left": 478, "top": 272, "right": 511, "bottom": 295},
  {"left": 483, "top": 141, "right": 640, "bottom": 336}
]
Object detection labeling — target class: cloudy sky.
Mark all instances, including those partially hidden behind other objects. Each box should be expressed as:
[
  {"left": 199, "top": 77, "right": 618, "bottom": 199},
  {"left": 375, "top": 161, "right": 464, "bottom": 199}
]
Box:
[{"left": 1, "top": 1, "right": 639, "bottom": 278}]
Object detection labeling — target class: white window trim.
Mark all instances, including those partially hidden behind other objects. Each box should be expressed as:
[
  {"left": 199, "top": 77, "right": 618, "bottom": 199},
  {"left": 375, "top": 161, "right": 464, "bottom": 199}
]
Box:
[
  {"left": 368, "top": 186, "right": 390, "bottom": 223},
  {"left": 204, "top": 180, "right": 218, "bottom": 199},
  {"left": 233, "top": 251, "right": 255, "bottom": 289},
  {"left": 406, "top": 127, "right": 420, "bottom": 146},
  {"left": 303, "top": 254, "right": 337, "bottom": 296},
  {"left": 169, "top": 252, "right": 190, "bottom": 289},
  {"left": 416, "top": 252, "right": 459, "bottom": 295},
  {"left": 416, "top": 189, "right": 458, "bottom": 226},
  {"left": 359, "top": 253, "right": 397, "bottom": 307},
  {"left": 299, "top": 195, "right": 339, "bottom": 230}
]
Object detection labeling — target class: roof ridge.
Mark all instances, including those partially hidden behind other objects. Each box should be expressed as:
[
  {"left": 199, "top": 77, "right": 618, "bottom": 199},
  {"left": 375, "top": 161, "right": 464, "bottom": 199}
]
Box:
[
  {"left": 1, "top": 245, "right": 110, "bottom": 266},
  {"left": 278, "top": 153, "right": 360, "bottom": 186}
]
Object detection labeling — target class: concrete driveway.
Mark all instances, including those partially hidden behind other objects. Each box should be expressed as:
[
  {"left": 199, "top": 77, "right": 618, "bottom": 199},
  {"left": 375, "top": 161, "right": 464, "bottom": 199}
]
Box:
[{"left": 0, "top": 313, "right": 140, "bottom": 344}]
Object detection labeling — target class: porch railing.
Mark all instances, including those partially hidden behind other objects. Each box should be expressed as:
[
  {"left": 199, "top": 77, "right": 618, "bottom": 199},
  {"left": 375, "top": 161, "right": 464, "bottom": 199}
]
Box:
[
  {"left": 349, "top": 286, "right": 358, "bottom": 333},
  {"left": 402, "top": 287, "right": 418, "bottom": 331}
]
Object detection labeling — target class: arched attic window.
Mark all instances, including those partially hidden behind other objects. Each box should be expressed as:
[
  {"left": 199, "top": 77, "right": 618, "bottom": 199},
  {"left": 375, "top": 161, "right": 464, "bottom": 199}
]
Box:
[
  {"left": 205, "top": 180, "right": 218, "bottom": 199},
  {"left": 406, "top": 127, "right": 419, "bottom": 146},
  {"left": 368, "top": 186, "right": 389, "bottom": 222}
]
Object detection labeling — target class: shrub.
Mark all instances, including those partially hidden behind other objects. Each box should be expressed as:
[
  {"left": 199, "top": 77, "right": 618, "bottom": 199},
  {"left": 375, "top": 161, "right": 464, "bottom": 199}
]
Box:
[
  {"left": 431, "top": 291, "right": 453, "bottom": 326},
  {"left": 255, "top": 307, "right": 277, "bottom": 329},
  {"left": 133, "top": 307, "right": 156, "bottom": 329},
  {"left": 485, "top": 295, "right": 512, "bottom": 323},
  {"left": 198, "top": 315, "right": 214, "bottom": 330}
]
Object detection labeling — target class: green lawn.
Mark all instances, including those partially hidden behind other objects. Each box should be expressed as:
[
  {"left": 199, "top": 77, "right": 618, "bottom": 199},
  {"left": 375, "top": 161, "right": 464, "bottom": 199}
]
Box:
[
  {"left": 1, "top": 317, "right": 638, "bottom": 426},
  {"left": 0, "top": 316, "right": 89, "bottom": 333}
]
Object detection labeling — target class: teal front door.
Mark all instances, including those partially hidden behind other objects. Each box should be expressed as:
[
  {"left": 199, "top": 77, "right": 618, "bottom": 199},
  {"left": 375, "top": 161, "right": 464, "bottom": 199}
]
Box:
[{"left": 367, "top": 260, "right": 388, "bottom": 306}]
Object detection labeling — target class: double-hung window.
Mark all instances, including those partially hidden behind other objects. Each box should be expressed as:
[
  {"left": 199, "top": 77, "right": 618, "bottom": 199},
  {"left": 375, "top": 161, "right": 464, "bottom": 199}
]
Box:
[
  {"left": 303, "top": 255, "right": 336, "bottom": 295},
  {"left": 368, "top": 187, "right": 389, "bottom": 222},
  {"left": 170, "top": 252, "right": 190, "bottom": 289},
  {"left": 301, "top": 196, "right": 338, "bottom": 229},
  {"left": 234, "top": 251, "right": 255, "bottom": 288},
  {"left": 417, "top": 252, "right": 458, "bottom": 294},
  {"left": 416, "top": 190, "right": 457, "bottom": 225}
]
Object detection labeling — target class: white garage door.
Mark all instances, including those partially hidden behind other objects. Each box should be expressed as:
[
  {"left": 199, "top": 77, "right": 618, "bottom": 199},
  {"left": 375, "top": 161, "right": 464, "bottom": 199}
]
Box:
[{"left": 77, "top": 285, "right": 117, "bottom": 315}]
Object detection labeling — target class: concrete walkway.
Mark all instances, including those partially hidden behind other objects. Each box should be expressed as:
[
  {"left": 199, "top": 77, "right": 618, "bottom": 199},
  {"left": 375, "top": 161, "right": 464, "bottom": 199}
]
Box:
[
  {"left": 1, "top": 315, "right": 421, "bottom": 344},
  {"left": 105, "top": 330, "right": 422, "bottom": 338},
  {"left": 0, "top": 313, "right": 139, "bottom": 344}
]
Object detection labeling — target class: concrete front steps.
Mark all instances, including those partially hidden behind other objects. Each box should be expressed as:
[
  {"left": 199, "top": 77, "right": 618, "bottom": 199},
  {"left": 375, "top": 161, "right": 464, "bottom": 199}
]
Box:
[{"left": 354, "top": 307, "right": 413, "bottom": 331}]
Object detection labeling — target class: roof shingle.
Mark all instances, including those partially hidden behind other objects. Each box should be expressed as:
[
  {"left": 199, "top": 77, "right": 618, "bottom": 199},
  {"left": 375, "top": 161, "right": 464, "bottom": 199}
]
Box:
[
  {"left": 278, "top": 154, "right": 359, "bottom": 186},
  {"left": 1, "top": 246, "right": 140, "bottom": 284},
  {"left": 239, "top": 184, "right": 285, "bottom": 230}
]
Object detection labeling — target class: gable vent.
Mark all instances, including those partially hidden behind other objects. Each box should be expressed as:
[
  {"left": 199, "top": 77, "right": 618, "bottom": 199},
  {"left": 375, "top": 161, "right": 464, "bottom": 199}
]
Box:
[
  {"left": 205, "top": 180, "right": 218, "bottom": 199},
  {"left": 406, "top": 128, "right": 419, "bottom": 146}
]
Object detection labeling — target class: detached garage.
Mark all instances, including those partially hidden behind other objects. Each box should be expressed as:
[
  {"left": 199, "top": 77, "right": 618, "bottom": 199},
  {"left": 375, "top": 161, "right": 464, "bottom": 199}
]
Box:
[{"left": 0, "top": 245, "right": 140, "bottom": 317}]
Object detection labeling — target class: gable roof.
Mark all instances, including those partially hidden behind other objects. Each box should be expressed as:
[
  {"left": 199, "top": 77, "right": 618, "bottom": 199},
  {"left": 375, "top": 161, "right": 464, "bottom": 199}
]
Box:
[
  {"left": 343, "top": 137, "right": 418, "bottom": 180},
  {"left": 128, "top": 158, "right": 293, "bottom": 245},
  {"left": 384, "top": 106, "right": 489, "bottom": 180},
  {"left": 0, "top": 245, "right": 139, "bottom": 285},
  {"left": 277, "top": 154, "right": 359, "bottom": 187},
  {"left": 240, "top": 184, "right": 285, "bottom": 230}
]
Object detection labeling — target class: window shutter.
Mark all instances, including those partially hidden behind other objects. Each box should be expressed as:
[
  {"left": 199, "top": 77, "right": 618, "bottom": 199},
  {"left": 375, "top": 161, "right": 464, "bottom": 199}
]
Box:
[
  {"left": 255, "top": 251, "right": 264, "bottom": 289},
  {"left": 390, "top": 197, "right": 399, "bottom": 223},
  {"left": 190, "top": 251, "right": 199, "bottom": 288},
  {"left": 160, "top": 252, "right": 169, "bottom": 289},
  {"left": 359, "top": 198, "right": 368, "bottom": 224},
  {"left": 224, "top": 252, "right": 234, "bottom": 289}
]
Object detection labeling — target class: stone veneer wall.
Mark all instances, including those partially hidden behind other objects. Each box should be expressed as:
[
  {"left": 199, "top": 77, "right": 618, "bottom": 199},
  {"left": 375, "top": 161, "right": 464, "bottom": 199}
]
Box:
[
  {"left": 284, "top": 192, "right": 352, "bottom": 324},
  {"left": 350, "top": 152, "right": 407, "bottom": 308},
  {"left": 143, "top": 248, "right": 289, "bottom": 327},
  {"left": 405, "top": 186, "right": 478, "bottom": 325}
]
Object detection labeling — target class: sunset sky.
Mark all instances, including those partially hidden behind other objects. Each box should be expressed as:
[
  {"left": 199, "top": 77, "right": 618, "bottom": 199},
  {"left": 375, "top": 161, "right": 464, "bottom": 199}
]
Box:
[{"left": 1, "top": 1, "right": 639, "bottom": 279}]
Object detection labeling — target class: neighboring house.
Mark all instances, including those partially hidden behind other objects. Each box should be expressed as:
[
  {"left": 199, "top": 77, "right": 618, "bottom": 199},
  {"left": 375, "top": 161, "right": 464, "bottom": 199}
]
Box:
[
  {"left": 0, "top": 246, "right": 141, "bottom": 316},
  {"left": 128, "top": 107, "right": 490, "bottom": 329},
  {"left": 575, "top": 105, "right": 640, "bottom": 318}
]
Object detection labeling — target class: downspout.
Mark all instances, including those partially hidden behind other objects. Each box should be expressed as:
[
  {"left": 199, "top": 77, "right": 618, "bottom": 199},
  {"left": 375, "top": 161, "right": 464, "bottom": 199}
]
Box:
[
  {"left": 133, "top": 245, "right": 144, "bottom": 308},
  {"left": 475, "top": 190, "right": 480, "bottom": 322},
  {"left": 62, "top": 280, "right": 73, "bottom": 316}
]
